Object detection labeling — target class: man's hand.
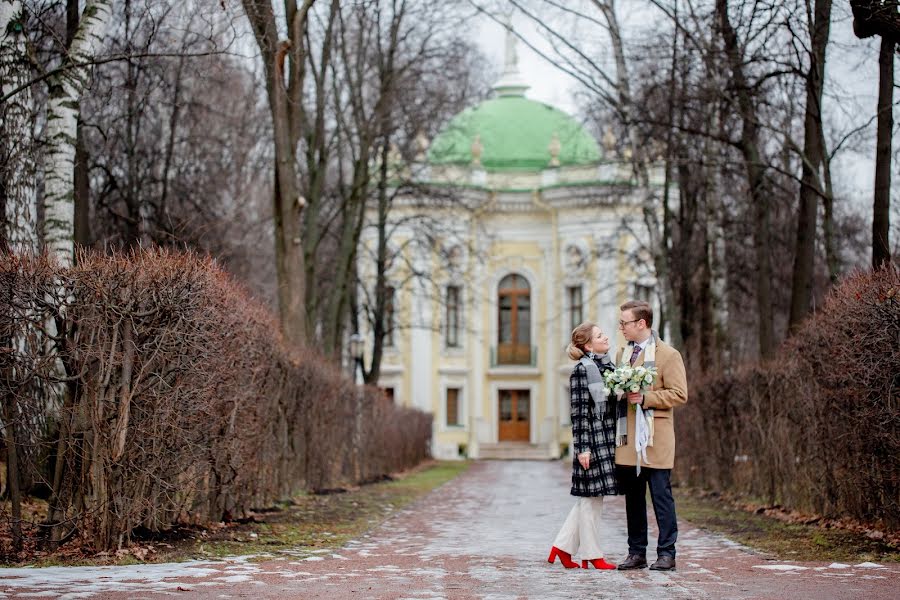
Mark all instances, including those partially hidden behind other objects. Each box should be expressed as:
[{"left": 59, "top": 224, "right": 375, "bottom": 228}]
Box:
[
  {"left": 627, "top": 391, "right": 643, "bottom": 405},
  {"left": 578, "top": 451, "right": 591, "bottom": 470}
]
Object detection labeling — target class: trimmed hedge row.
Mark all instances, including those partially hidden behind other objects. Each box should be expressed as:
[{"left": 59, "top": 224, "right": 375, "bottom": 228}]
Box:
[
  {"left": 0, "top": 249, "right": 431, "bottom": 553},
  {"left": 676, "top": 266, "right": 900, "bottom": 530}
]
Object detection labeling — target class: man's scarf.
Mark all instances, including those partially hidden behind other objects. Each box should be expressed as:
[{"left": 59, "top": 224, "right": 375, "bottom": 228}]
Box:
[{"left": 616, "top": 331, "right": 658, "bottom": 474}]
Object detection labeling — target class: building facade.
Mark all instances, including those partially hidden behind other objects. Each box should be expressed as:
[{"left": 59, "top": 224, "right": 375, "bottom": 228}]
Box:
[{"left": 357, "top": 37, "right": 664, "bottom": 460}]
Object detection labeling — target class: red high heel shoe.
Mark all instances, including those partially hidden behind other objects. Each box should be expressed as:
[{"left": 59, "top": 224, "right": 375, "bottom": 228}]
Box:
[
  {"left": 547, "top": 546, "right": 581, "bottom": 568},
  {"left": 582, "top": 558, "right": 617, "bottom": 570}
]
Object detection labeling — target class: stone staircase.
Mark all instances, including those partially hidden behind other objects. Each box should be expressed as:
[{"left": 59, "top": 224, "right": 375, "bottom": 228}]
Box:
[{"left": 477, "top": 442, "right": 555, "bottom": 460}]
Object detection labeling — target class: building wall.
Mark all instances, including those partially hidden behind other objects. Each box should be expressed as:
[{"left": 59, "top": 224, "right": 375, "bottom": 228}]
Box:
[{"left": 360, "top": 185, "right": 651, "bottom": 460}]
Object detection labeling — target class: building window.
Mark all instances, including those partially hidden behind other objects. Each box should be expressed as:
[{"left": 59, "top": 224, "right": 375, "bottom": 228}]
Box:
[
  {"left": 446, "top": 387, "right": 461, "bottom": 426},
  {"left": 446, "top": 285, "right": 461, "bottom": 348},
  {"left": 384, "top": 285, "right": 395, "bottom": 347},
  {"left": 497, "top": 274, "right": 531, "bottom": 364},
  {"left": 381, "top": 386, "right": 395, "bottom": 403},
  {"left": 566, "top": 285, "right": 583, "bottom": 330}
]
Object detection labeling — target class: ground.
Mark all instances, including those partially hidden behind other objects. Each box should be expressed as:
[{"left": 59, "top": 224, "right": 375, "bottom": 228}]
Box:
[{"left": 0, "top": 461, "right": 897, "bottom": 599}]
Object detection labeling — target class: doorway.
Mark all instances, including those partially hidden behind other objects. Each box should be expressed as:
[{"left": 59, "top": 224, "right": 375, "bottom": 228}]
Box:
[{"left": 498, "top": 389, "right": 530, "bottom": 441}]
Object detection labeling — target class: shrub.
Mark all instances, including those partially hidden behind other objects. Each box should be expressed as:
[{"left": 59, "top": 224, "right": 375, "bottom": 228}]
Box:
[
  {"left": 0, "top": 249, "right": 431, "bottom": 554},
  {"left": 676, "top": 265, "right": 900, "bottom": 530}
]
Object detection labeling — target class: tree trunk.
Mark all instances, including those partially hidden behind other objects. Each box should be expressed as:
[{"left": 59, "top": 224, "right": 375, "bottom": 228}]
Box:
[
  {"left": 68, "top": 0, "right": 91, "bottom": 250},
  {"left": 43, "top": 0, "right": 113, "bottom": 266},
  {"left": 872, "top": 36, "right": 893, "bottom": 269},
  {"left": 717, "top": 0, "right": 776, "bottom": 358},
  {"left": 821, "top": 145, "right": 838, "bottom": 282},
  {"left": 241, "top": 0, "right": 317, "bottom": 346},
  {"left": 1, "top": 0, "right": 38, "bottom": 254},
  {"left": 365, "top": 134, "right": 391, "bottom": 386},
  {"left": 593, "top": 0, "right": 678, "bottom": 341},
  {"left": 789, "top": 0, "right": 831, "bottom": 333}
]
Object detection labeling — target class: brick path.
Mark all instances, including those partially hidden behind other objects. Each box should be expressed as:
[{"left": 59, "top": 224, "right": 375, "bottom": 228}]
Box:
[{"left": 1, "top": 461, "right": 897, "bottom": 599}]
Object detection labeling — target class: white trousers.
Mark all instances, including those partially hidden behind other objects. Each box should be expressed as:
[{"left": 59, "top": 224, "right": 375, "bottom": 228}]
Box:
[{"left": 552, "top": 497, "right": 605, "bottom": 559}]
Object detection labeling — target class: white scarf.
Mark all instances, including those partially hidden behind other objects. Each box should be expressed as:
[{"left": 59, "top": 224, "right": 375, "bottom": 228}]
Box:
[{"left": 617, "top": 332, "right": 657, "bottom": 474}]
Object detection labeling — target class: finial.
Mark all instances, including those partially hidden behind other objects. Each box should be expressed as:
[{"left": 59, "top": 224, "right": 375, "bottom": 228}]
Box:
[
  {"left": 471, "top": 134, "right": 483, "bottom": 167},
  {"left": 492, "top": 14, "right": 530, "bottom": 97},
  {"left": 548, "top": 133, "right": 561, "bottom": 167},
  {"left": 602, "top": 127, "right": 617, "bottom": 154},
  {"left": 414, "top": 131, "right": 430, "bottom": 161}
]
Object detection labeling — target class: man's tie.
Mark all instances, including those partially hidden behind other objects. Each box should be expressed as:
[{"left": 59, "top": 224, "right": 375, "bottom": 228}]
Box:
[{"left": 629, "top": 344, "right": 642, "bottom": 366}]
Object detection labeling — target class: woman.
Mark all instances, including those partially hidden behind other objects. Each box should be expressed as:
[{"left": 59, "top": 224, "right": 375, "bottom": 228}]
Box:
[{"left": 547, "top": 322, "right": 619, "bottom": 570}]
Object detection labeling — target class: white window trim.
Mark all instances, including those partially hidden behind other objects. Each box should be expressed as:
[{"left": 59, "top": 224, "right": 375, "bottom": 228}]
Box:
[
  {"left": 490, "top": 267, "right": 539, "bottom": 365},
  {"left": 439, "top": 378, "right": 467, "bottom": 432}
]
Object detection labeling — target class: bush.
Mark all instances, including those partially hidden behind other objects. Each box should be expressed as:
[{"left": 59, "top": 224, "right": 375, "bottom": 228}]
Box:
[
  {"left": 0, "top": 249, "right": 431, "bottom": 554},
  {"left": 676, "top": 265, "right": 900, "bottom": 531}
]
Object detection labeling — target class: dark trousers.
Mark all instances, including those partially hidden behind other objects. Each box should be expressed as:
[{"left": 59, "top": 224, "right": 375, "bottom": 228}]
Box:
[{"left": 616, "top": 465, "right": 678, "bottom": 558}]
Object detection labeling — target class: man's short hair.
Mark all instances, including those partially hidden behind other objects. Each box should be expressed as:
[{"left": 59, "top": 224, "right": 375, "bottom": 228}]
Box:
[{"left": 621, "top": 300, "right": 653, "bottom": 328}]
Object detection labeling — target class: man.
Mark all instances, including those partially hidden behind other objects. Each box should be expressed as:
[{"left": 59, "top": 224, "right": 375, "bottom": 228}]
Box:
[{"left": 614, "top": 300, "right": 687, "bottom": 571}]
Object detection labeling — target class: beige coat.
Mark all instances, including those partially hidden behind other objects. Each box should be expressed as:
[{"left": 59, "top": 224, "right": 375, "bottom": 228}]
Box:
[{"left": 614, "top": 339, "right": 688, "bottom": 469}]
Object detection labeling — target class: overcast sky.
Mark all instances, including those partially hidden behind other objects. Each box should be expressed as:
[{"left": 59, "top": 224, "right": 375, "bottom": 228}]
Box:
[{"left": 470, "top": 1, "right": 894, "bottom": 210}]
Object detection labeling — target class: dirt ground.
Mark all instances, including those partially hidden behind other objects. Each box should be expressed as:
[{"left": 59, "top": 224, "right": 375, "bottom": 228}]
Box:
[{"left": 1, "top": 460, "right": 897, "bottom": 599}]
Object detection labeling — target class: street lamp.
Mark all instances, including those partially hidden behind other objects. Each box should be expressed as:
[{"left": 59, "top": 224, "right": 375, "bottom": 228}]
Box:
[
  {"left": 349, "top": 333, "right": 365, "bottom": 385},
  {"left": 348, "top": 332, "right": 366, "bottom": 482}
]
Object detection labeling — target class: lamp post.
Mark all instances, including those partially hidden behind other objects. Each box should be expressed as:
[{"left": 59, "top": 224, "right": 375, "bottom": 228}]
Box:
[
  {"left": 349, "top": 333, "right": 365, "bottom": 385},
  {"left": 348, "top": 332, "right": 365, "bottom": 482}
]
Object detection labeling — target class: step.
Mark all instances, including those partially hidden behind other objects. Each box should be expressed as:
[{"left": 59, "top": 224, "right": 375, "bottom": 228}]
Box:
[{"left": 478, "top": 443, "right": 554, "bottom": 460}]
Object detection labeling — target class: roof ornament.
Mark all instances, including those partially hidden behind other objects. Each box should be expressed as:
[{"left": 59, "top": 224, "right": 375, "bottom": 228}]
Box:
[
  {"left": 414, "top": 131, "right": 430, "bottom": 161},
  {"left": 548, "top": 132, "right": 561, "bottom": 167},
  {"left": 602, "top": 127, "right": 617, "bottom": 155},
  {"left": 470, "top": 134, "right": 484, "bottom": 167},
  {"left": 492, "top": 12, "right": 530, "bottom": 97}
]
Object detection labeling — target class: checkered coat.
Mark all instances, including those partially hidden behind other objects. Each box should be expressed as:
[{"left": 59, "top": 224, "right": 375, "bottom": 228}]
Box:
[{"left": 569, "top": 356, "right": 619, "bottom": 497}]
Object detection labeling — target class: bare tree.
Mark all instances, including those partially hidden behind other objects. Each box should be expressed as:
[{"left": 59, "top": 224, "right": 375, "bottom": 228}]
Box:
[
  {"left": 849, "top": 0, "right": 898, "bottom": 268},
  {"left": 788, "top": 0, "right": 833, "bottom": 333},
  {"left": 240, "top": 0, "right": 325, "bottom": 346}
]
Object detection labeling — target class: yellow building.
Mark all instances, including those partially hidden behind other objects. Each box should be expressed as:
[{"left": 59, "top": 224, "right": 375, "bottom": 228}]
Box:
[{"left": 358, "top": 36, "right": 664, "bottom": 460}]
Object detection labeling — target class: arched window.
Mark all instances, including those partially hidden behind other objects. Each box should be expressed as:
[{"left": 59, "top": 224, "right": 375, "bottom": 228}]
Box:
[{"left": 497, "top": 274, "right": 531, "bottom": 365}]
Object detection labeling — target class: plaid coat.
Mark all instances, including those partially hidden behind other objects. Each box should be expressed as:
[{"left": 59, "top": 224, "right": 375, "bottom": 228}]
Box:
[{"left": 569, "top": 356, "right": 619, "bottom": 497}]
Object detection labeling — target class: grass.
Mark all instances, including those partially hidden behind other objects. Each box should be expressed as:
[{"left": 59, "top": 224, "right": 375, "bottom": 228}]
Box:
[
  {"left": 675, "top": 487, "right": 900, "bottom": 563},
  {"left": 2, "top": 460, "right": 470, "bottom": 568}
]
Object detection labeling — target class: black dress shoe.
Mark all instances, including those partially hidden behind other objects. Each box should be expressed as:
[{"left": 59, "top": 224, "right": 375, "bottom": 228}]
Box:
[
  {"left": 649, "top": 555, "right": 676, "bottom": 570},
  {"left": 617, "top": 554, "right": 647, "bottom": 570}
]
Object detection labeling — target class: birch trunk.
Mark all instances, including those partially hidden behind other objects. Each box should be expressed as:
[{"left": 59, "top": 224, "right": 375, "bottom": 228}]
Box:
[
  {"left": 1, "top": 0, "right": 37, "bottom": 253},
  {"left": 43, "top": 0, "right": 113, "bottom": 266}
]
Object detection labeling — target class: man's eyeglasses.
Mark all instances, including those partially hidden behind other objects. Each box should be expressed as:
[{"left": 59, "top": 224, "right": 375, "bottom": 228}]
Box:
[{"left": 618, "top": 319, "right": 640, "bottom": 328}]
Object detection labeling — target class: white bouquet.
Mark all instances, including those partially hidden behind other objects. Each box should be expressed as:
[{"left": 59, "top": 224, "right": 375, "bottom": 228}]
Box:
[{"left": 603, "top": 364, "right": 657, "bottom": 396}]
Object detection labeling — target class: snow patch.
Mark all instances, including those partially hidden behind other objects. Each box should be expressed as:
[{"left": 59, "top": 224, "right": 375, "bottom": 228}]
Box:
[{"left": 752, "top": 564, "right": 808, "bottom": 571}]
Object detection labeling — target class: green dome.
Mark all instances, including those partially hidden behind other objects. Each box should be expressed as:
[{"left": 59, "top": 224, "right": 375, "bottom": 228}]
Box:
[{"left": 428, "top": 95, "right": 601, "bottom": 172}]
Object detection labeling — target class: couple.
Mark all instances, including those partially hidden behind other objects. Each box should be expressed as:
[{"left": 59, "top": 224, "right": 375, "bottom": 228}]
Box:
[{"left": 547, "top": 300, "right": 688, "bottom": 571}]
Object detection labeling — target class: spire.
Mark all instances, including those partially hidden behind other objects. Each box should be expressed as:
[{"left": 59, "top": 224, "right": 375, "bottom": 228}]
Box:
[{"left": 492, "top": 14, "right": 530, "bottom": 97}]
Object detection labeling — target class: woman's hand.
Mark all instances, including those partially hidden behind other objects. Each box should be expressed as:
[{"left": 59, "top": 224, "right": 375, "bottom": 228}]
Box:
[{"left": 578, "top": 451, "right": 591, "bottom": 470}]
